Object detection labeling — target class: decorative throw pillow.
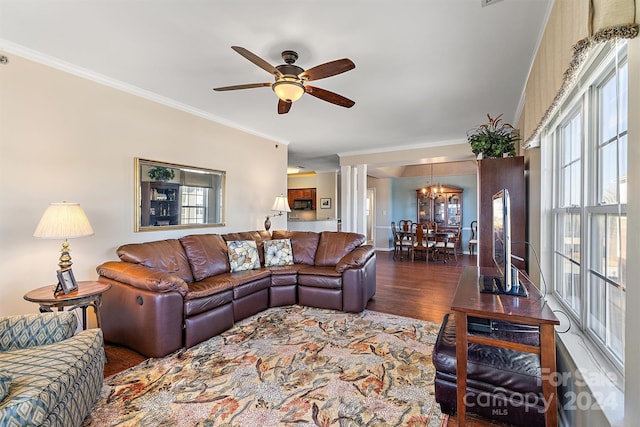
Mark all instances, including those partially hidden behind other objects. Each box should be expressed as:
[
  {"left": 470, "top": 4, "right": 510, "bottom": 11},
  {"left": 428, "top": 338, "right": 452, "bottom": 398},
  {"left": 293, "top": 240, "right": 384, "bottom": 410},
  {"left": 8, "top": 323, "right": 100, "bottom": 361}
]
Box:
[
  {"left": 0, "top": 371, "right": 11, "bottom": 401},
  {"left": 226, "top": 240, "right": 261, "bottom": 272},
  {"left": 264, "top": 239, "right": 294, "bottom": 267}
]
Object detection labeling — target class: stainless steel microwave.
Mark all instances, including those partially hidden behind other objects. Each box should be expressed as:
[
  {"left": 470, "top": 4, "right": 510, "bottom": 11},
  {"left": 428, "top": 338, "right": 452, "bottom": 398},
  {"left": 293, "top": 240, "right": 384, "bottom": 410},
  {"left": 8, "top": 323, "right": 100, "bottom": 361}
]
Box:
[{"left": 293, "top": 199, "right": 313, "bottom": 210}]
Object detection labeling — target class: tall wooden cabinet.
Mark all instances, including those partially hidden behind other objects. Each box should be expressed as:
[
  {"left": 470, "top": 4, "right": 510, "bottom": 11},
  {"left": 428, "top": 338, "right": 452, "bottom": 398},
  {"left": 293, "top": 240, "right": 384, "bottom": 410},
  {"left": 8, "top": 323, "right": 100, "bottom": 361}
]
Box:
[
  {"left": 141, "top": 181, "right": 181, "bottom": 227},
  {"left": 477, "top": 156, "right": 527, "bottom": 272},
  {"left": 416, "top": 185, "right": 463, "bottom": 228}
]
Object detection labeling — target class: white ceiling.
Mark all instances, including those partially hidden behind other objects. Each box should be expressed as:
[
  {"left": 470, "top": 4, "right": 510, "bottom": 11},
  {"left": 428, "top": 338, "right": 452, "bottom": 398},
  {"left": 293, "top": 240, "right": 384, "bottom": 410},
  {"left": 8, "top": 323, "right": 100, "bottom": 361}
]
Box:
[{"left": 0, "top": 0, "right": 552, "bottom": 174}]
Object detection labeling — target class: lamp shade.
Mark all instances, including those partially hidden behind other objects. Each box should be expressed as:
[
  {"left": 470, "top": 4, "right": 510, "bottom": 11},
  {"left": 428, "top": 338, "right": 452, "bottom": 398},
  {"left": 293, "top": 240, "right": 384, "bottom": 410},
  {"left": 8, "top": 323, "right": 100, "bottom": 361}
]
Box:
[
  {"left": 33, "top": 202, "right": 94, "bottom": 239},
  {"left": 271, "top": 195, "right": 292, "bottom": 213},
  {"left": 272, "top": 80, "right": 305, "bottom": 102}
]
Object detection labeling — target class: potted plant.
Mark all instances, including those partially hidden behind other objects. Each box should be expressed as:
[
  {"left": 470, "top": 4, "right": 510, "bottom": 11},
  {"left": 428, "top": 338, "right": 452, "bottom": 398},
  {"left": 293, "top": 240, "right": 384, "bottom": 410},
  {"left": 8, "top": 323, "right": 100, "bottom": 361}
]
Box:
[
  {"left": 148, "top": 166, "right": 175, "bottom": 181},
  {"left": 467, "top": 114, "right": 519, "bottom": 158}
]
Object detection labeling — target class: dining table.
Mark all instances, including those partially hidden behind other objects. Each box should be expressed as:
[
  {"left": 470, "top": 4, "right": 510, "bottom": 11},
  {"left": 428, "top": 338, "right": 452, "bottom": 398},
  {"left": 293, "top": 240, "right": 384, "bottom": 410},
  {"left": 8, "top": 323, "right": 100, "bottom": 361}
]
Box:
[{"left": 395, "top": 225, "right": 459, "bottom": 260}]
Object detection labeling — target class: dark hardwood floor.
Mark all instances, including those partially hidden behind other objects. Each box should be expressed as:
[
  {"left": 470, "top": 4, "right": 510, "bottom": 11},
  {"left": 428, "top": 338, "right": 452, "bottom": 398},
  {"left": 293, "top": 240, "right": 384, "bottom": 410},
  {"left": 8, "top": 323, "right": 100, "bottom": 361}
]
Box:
[
  {"left": 103, "top": 250, "right": 505, "bottom": 426},
  {"left": 367, "top": 250, "right": 474, "bottom": 324}
]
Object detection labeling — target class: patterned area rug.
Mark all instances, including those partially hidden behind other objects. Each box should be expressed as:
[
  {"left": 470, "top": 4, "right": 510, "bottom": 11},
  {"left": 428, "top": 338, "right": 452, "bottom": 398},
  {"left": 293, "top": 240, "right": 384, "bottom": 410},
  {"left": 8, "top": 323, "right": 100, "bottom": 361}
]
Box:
[{"left": 84, "top": 306, "right": 444, "bottom": 426}]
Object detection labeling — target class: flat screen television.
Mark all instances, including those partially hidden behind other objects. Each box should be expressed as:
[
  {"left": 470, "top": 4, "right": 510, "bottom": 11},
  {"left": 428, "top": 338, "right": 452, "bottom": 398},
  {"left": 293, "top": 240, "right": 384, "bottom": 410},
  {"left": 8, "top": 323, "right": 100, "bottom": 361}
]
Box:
[{"left": 487, "top": 188, "right": 527, "bottom": 296}]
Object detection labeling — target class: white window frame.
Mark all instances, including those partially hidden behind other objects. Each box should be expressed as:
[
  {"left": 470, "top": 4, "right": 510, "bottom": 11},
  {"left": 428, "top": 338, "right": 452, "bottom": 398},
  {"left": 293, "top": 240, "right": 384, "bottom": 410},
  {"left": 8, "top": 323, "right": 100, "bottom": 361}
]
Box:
[
  {"left": 180, "top": 185, "right": 209, "bottom": 225},
  {"left": 548, "top": 41, "right": 627, "bottom": 374}
]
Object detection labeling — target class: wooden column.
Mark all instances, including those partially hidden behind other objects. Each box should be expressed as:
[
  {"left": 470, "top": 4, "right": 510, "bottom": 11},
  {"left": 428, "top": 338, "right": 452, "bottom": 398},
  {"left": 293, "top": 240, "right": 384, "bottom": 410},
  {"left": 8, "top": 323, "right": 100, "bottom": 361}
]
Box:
[{"left": 477, "top": 156, "right": 527, "bottom": 272}]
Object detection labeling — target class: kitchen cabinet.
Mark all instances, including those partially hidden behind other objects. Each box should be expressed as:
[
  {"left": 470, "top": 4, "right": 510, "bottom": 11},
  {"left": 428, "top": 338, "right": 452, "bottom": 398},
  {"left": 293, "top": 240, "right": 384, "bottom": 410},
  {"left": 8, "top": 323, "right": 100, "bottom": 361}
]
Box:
[{"left": 288, "top": 188, "right": 317, "bottom": 209}]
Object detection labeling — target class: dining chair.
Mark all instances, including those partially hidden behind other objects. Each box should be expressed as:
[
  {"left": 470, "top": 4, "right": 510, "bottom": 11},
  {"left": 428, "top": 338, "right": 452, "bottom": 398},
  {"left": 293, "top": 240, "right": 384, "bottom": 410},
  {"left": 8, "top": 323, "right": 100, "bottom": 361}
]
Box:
[
  {"left": 410, "top": 223, "right": 434, "bottom": 262},
  {"left": 391, "top": 221, "right": 412, "bottom": 260},
  {"left": 424, "top": 221, "right": 437, "bottom": 233},
  {"left": 468, "top": 220, "right": 478, "bottom": 256},
  {"left": 398, "top": 219, "right": 413, "bottom": 233},
  {"left": 434, "top": 228, "right": 459, "bottom": 263},
  {"left": 444, "top": 228, "right": 461, "bottom": 262}
]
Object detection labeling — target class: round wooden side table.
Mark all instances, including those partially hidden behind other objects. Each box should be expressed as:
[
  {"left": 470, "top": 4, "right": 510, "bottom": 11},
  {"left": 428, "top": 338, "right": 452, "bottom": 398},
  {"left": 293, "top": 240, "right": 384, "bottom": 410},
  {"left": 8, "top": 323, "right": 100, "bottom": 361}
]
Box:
[{"left": 24, "top": 281, "right": 111, "bottom": 330}]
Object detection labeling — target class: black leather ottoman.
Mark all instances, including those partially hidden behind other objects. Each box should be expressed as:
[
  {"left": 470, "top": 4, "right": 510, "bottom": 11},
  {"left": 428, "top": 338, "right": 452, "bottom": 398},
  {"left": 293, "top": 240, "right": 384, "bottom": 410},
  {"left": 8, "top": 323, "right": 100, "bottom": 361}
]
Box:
[{"left": 432, "top": 312, "right": 547, "bottom": 426}]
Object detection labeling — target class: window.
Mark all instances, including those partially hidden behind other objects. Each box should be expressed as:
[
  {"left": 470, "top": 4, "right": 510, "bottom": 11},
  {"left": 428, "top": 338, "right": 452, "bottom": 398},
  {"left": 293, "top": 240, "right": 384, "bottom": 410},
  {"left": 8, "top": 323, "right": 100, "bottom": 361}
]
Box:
[
  {"left": 550, "top": 41, "right": 627, "bottom": 370},
  {"left": 554, "top": 109, "right": 582, "bottom": 315},
  {"left": 181, "top": 186, "right": 208, "bottom": 225}
]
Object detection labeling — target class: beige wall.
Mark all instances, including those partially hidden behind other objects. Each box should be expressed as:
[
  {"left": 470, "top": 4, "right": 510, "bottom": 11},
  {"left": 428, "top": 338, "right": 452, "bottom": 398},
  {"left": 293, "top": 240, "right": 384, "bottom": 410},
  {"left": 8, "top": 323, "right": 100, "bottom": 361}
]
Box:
[
  {"left": 315, "top": 172, "right": 337, "bottom": 220},
  {"left": 0, "top": 52, "right": 287, "bottom": 316}
]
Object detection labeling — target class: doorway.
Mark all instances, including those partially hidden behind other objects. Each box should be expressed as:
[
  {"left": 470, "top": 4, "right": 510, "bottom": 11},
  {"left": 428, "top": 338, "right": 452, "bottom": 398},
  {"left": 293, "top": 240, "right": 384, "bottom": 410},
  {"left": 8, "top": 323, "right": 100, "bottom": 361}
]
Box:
[{"left": 366, "top": 188, "right": 375, "bottom": 245}]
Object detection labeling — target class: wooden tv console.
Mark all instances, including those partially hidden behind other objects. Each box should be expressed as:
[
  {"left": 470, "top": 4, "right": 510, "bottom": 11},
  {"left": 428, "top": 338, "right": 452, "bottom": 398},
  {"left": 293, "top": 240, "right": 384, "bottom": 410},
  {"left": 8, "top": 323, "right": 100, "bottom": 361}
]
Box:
[{"left": 451, "top": 266, "right": 560, "bottom": 427}]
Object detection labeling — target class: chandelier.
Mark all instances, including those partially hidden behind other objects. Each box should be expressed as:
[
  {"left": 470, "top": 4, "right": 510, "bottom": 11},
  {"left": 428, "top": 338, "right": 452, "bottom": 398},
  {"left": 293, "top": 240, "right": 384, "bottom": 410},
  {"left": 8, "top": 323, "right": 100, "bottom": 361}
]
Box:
[{"left": 420, "top": 164, "right": 444, "bottom": 200}]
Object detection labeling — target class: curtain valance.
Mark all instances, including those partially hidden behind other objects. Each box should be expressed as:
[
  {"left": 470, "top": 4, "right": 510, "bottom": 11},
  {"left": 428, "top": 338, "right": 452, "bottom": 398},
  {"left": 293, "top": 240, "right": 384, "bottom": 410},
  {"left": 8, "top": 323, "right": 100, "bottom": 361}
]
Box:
[{"left": 521, "top": 0, "right": 637, "bottom": 147}]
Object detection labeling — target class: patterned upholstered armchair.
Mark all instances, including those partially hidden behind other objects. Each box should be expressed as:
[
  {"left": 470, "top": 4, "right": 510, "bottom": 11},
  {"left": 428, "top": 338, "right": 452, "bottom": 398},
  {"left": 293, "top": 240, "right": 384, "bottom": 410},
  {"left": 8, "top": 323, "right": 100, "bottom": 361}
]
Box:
[{"left": 0, "top": 312, "right": 105, "bottom": 426}]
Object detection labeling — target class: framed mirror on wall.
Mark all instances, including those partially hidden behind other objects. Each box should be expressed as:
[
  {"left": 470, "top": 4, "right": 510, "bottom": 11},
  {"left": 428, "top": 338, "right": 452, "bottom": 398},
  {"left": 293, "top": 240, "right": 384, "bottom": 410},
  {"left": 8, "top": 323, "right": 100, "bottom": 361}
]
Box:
[{"left": 134, "top": 158, "right": 226, "bottom": 232}]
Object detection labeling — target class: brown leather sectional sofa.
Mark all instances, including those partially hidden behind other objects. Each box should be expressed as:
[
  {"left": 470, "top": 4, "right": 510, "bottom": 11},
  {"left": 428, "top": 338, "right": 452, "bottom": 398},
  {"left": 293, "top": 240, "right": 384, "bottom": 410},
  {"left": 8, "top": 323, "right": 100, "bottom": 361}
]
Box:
[{"left": 96, "top": 230, "right": 376, "bottom": 357}]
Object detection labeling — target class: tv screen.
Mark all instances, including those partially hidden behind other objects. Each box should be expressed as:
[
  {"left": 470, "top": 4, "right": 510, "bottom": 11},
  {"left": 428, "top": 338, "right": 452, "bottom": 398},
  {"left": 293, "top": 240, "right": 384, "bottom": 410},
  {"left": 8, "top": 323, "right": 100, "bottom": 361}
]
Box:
[{"left": 492, "top": 189, "right": 512, "bottom": 292}]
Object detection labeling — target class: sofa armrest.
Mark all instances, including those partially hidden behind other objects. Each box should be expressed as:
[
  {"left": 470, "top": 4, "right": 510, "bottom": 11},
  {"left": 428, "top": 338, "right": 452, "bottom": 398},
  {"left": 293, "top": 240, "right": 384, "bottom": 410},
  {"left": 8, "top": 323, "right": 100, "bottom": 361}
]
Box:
[
  {"left": 335, "top": 245, "right": 375, "bottom": 273},
  {"left": 0, "top": 328, "right": 105, "bottom": 426},
  {"left": 97, "top": 261, "right": 189, "bottom": 296},
  {"left": 0, "top": 312, "right": 77, "bottom": 351}
]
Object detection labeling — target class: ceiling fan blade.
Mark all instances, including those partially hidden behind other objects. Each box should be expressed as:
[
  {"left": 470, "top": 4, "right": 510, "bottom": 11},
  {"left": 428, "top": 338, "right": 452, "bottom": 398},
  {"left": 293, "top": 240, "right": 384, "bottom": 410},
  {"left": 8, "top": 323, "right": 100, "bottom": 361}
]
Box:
[
  {"left": 213, "top": 82, "right": 272, "bottom": 91},
  {"left": 305, "top": 86, "right": 355, "bottom": 108},
  {"left": 299, "top": 58, "right": 355, "bottom": 82},
  {"left": 278, "top": 99, "right": 292, "bottom": 114},
  {"left": 231, "top": 46, "right": 283, "bottom": 78}
]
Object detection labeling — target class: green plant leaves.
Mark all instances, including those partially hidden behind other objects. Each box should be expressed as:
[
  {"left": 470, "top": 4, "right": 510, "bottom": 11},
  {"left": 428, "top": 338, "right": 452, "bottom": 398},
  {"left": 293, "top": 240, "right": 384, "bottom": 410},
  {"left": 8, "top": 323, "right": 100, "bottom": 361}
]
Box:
[
  {"left": 467, "top": 114, "right": 519, "bottom": 158},
  {"left": 148, "top": 167, "right": 175, "bottom": 181}
]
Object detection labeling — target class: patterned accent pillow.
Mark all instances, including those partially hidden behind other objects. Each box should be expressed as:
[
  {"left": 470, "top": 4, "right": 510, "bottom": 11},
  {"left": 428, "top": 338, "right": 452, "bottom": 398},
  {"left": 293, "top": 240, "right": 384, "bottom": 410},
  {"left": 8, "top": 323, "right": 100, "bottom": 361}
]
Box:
[
  {"left": 264, "top": 239, "right": 294, "bottom": 266},
  {"left": 0, "top": 371, "right": 11, "bottom": 401},
  {"left": 226, "top": 240, "right": 261, "bottom": 272}
]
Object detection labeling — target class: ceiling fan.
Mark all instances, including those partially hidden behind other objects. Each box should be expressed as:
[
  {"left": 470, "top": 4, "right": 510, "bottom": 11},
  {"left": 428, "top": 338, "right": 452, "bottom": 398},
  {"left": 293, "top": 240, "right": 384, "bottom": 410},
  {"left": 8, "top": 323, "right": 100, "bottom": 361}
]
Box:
[{"left": 213, "top": 46, "right": 355, "bottom": 114}]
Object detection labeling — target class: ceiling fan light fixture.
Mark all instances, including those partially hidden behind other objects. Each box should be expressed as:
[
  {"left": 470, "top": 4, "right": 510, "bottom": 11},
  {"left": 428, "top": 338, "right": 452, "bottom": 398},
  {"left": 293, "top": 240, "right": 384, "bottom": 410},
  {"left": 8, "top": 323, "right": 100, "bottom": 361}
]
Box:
[{"left": 272, "top": 79, "right": 305, "bottom": 102}]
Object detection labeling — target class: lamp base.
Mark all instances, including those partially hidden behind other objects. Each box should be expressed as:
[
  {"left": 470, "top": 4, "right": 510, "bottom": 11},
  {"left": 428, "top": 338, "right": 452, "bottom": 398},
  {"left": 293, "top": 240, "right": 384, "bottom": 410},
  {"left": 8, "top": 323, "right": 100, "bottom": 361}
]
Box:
[{"left": 58, "top": 240, "right": 73, "bottom": 269}]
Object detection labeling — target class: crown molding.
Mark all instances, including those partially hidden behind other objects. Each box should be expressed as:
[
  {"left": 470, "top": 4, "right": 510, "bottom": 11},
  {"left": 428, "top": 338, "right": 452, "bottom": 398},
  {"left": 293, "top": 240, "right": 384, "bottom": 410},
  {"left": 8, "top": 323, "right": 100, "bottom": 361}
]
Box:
[
  {"left": 0, "top": 40, "right": 289, "bottom": 145},
  {"left": 338, "top": 138, "right": 467, "bottom": 158}
]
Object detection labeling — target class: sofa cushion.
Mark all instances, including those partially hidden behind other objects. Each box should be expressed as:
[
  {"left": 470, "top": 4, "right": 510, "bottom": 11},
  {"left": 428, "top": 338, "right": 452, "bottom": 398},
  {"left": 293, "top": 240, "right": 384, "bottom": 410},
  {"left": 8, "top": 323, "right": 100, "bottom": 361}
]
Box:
[
  {"left": 221, "top": 268, "right": 272, "bottom": 287},
  {"left": 314, "top": 231, "right": 366, "bottom": 267},
  {"left": 298, "top": 266, "right": 343, "bottom": 289},
  {"left": 184, "top": 276, "right": 234, "bottom": 301},
  {"left": 0, "top": 371, "right": 10, "bottom": 401},
  {"left": 226, "top": 240, "right": 261, "bottom": 272},
  {"left": 117, "top": 239, "right": 194, "bottom": 283},
  {"left": 269, "top": 264, "right": 303, "bottom": 286},
  {"left": 184, "top": 288, "right": 233, "bottom": 316},
  {"left": 179, "top": 234, "right": 230, "bottom": 281},
  {"left": 222, "top": 230, "right": 271, "bottom": 265},
  {"left": 271, "top": 230, "right": 320, "bottom": 265},
  {"left": 264, "top": 239, "right": 294, "bottom": 266},
  {"left": 231, "top": 275, "right": 272, "bottom": 299}
]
